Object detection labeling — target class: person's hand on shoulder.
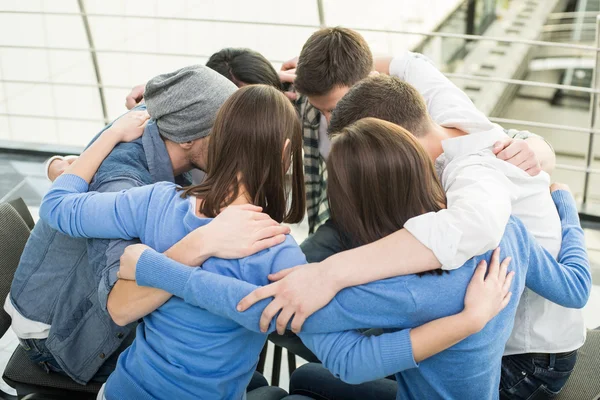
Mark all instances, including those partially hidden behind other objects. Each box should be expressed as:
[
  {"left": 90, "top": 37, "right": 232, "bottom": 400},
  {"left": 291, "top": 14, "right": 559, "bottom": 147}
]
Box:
[
  {"left": 237, "top": 262, "right": 342, "bottom": 334},
  {"left": 108, "top": 110, "right": 150, "bottom": 142},
  {"left": 166, "top": 204, "right": 292, "bottom": 267},
  {"left": 493, "top": 137, "right": 541, "bottom": 176},
  {"left": 462, "top": 247, "right": 514, "bottom": 333}
]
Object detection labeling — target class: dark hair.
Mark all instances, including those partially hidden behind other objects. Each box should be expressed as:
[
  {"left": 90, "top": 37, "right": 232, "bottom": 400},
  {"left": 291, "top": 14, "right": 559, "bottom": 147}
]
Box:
[
  {"left": 329, "top": 75, "right": 432, "bottom": 137},
  {"left": 206, "top": 48, "right": 282, "bottom": 90},
  {"left": 179, "top": 85, "right": 305, "bottom": 224},
  {"left": 295, "top": 27, "right": 373, "bottom": 96},
  {"left": 327, "top": 118, "right": 447, "bottom": 275}
]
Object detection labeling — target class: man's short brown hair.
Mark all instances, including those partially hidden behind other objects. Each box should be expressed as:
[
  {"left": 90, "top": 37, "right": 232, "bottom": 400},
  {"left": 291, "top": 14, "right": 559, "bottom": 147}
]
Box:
[
  {"left": 328, "top": 74, "right": 432, "bottom": 137},
  {"left": 295, "top": 27, "right": 373, "bottom": 96}
]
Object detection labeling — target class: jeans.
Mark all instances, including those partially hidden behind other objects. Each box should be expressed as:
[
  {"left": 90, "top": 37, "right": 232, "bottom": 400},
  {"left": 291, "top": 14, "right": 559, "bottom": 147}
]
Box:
[
  {"left": 19, "top": 335, "right": 132, "bottom": 383},
  {"left": 289, "top": 363, "right": 397, "bottom": 400},
  {"left": 499, "top": 350, "right": 578, "bottom": 399}
]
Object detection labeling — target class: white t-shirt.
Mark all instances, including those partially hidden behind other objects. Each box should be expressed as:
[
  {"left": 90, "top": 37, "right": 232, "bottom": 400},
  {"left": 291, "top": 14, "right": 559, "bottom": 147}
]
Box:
[{"left": 391, "top": 52, "right": 585, "bottom": 354}]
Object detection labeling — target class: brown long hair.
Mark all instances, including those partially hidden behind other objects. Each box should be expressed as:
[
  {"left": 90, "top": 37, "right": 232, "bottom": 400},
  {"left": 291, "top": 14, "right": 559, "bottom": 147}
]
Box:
[
  {"left": 179, "top": 85, "right": 305, "bottom": 223},
  {"left": 327, "top": 117, "right": 446, "bottom": 250}
]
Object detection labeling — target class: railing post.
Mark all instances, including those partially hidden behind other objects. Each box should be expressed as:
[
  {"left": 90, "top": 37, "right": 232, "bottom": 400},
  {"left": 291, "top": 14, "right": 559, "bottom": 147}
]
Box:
[{"left": 582, "top": 15, "right": 600, "bottom": 205}]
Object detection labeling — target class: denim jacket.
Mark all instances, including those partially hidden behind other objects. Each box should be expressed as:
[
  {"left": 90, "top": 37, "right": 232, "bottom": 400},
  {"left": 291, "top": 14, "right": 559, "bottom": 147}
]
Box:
[{"left": 9, "top": 114, "right": 189, "bottom": 384}]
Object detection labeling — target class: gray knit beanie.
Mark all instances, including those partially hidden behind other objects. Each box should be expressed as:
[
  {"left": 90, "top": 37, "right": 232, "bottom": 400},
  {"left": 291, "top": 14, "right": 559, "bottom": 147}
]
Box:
[{"left": 144, "top": 65, "right": 237, "bottom": 143}]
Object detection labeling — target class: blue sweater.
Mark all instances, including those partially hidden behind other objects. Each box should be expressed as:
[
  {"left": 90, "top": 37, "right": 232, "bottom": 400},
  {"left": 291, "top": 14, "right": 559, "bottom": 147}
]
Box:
[
  {"left": 122, "top": 193, "right": 587, "bottom": 399},
  {"left": 40, "top": 175, "right": 417, "bottom": 400},
  {"left": 40, "top": 176, "right": 590, "bottom": 400}
]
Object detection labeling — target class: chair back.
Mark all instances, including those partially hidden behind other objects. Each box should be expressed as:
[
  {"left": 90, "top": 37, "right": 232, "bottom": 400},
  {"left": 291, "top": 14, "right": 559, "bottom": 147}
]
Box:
[{"left": 0, "top": 201, "right": 31, "bottom": 336}]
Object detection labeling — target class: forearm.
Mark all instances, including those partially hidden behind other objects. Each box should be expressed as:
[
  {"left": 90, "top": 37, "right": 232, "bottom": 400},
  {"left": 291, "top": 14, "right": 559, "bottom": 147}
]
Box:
[
  {"left": 526, "top": 136, "right": 555, "bottom": 174},
  {"left": 299, "top": 329, "right": 416, "bottom": 384},
  {"left": 526, "top": 191, "right": 591, "bottom": 308},
  {"left": 163, "top": 226, "right": 213, "bottom": 267},
  {"left": 410, "top": 312, "right": 479, "bottom": 363},
  {"left": 107, "top": 241, "right": 207, "bottom": 326},
  {"left": 107, "top": 280, "right": 171, "bottom": 326},
  {"left": 322, "top": 229, "right": 440, "bottom": 290}
]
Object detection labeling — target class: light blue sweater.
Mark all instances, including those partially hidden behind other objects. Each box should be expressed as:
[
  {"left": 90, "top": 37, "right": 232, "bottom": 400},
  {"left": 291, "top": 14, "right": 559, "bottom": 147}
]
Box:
[
  {"left": 40, "top": 175, "right": 416, "bottom": 400},
  {"left": 133, "top": 195, "right": 587, "bottom": 399},
  {"left": 40, "top": 175, "right": 590, "bottom": 400}
]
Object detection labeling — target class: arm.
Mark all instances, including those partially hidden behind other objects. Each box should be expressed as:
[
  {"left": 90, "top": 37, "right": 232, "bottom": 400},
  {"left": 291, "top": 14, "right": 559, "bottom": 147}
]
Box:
[
  {"left": 298, "top": 329, "right": 416, "bottom": 384},
  {"left": 110, "top": 204, "right": 292, "bottom": 325},
  {"left": 132, "top": 240, "right": 512, "bottom": 336},
  {"left": 385, "top": 52, "right": 555, "bottom": 175},
  {"left": 106, "top": 243, "right": 207, "bottom": 326},
  {"left": 524, "top": 190, "right": 591, "bottom": 308}
]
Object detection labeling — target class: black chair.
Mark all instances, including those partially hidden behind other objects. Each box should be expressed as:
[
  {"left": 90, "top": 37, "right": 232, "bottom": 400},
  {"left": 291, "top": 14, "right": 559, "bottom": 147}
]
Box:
[
  {"left": 0, "top": 199, "right": 102, "bottom": 399},
  {"left": 555, "top": 329, "right": 600, "bottom": 400}
]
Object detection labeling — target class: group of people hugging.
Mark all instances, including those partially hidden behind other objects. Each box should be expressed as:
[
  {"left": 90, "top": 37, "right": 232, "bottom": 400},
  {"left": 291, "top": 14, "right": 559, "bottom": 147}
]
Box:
[{"left": 6, "top": 27, "right": 591, "bottom": 400}]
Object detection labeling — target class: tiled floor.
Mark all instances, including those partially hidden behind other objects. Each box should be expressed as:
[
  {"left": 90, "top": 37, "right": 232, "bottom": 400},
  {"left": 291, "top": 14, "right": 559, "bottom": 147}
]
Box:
[{"left": 0, "top": 153, "right": 599, "bottom": 395}]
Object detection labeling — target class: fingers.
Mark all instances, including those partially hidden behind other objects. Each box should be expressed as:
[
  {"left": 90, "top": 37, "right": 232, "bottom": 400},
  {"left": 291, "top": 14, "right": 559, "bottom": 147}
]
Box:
[
  {"left": 236, "top": 204, "right": 262, "bottom": 212},
  {"left": 502, "top": 271, "right": 515, "bottom": 294},
  {"left": 260, "top": 299, "right": 283, "bottom": 332},
  {"left": 281, "top": 57, "right": 298, "bottom": 72},
  {"left": 284, "top": 91, "right": 298, "bottom": 101},
  {"left": 256, "top": 225, "right": 291, "bottom": 240},
  {"left": 492, "top": 138, "right": 511, "bottom": 155},
  {"left": 488, "top": 248, "right": 501, "bottom": 279},
  {"left": 498, "top": 256, "right": 512, "bottom": 284},
  {"left": 251, "top": 234, "right": 287, "bottom": 253},
  {"left": 276, "top": 308, "right": 295, "bottom": 335},
  {"left": 237, "top": 285, "right": 274, "bottom": 312},
  {"left": 279, "top": 71, "right": 296, "bottom": 83},
  {"left": 290, "top": 313, "right": 307, "bottom": 334},
  {"left": 496, "top": 143, "right": 522, "bottom": 162},
  {"left": 252, "top": 212, "right": 273, "bottom": 221},
  {"left": 473, "top": 260, "right": 487, "bottom": 283},
  {"left": 268, "top": 267, "right": 297, "bottom": 282},
  {"left": 500, "top": 291, "right": 513, "bottom": 310}
]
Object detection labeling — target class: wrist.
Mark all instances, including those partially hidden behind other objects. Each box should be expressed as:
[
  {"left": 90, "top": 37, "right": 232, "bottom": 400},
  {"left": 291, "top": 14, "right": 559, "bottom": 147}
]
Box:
[
  {"left": 103, "top": 127, "right": 125, "bottom": 144},
  {"left": 459, "top": 309, "right": 486, "bottom": 334},
  {"left": 321, "top": 256, "right": 347, "bottom": 292}
]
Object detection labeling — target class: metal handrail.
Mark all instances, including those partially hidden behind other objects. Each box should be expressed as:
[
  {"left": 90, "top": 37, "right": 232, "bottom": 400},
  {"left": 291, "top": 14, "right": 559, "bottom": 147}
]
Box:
[
  {"left": 0, "top": 10, "right": 598, "bottom": 52},
  {"left": 2, "top": 72, "right": 598, "bottom": 96},
  {"left": 489, "top": 118, "right": 600, "bottom": 135},
  {"left": 548, "top": 11, "right": 600, "bottom": 20},
  {"left": 445, "top": 73, "right": 600, "bottom": 95}
]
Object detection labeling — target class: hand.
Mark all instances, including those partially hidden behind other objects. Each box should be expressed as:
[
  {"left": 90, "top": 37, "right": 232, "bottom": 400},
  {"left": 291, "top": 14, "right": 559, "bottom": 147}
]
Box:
[
  {"left": 463, "top": 248, "right": 514, "bottom": 332},
  {"left": 48, "top": 157, "right": 76, "bottom": 182},
  {"left": 237, "top": 262, "right": 340, "bottom": 334},
  {"left": 550, "top": 183, "right": 571, "bottom": 193},
  {"left": 279, "top": 56, "right": 298, "bottom": 101},
  {"left": 118, "top": 243, "right": 151, "bottom": 281},
  {"left": 109, "top": 110, "right": 150, "bottom": 142},
  {"left": 125, "top": 83, "right": 146, "bottom": 110},
  {"left": 173, "top": 204, "right": 291, "bottom": 265},
  {"left": 493, "top": 138, "right": 541, "bottom": 176}
]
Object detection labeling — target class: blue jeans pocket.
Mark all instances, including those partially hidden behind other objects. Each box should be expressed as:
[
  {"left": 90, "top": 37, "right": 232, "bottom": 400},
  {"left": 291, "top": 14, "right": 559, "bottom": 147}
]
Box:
[{"left": 500, "top": 352, "right": 577, "bottom": 400}]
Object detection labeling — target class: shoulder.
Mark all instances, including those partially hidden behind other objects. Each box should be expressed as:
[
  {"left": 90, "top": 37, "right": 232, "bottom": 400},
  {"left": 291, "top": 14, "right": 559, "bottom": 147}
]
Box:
[
  {"left": 91, "top": 140, "right": 151, "bottom": 190},
  {"left": 241, "top": 235, "right": 307, "bottom": 284}
]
